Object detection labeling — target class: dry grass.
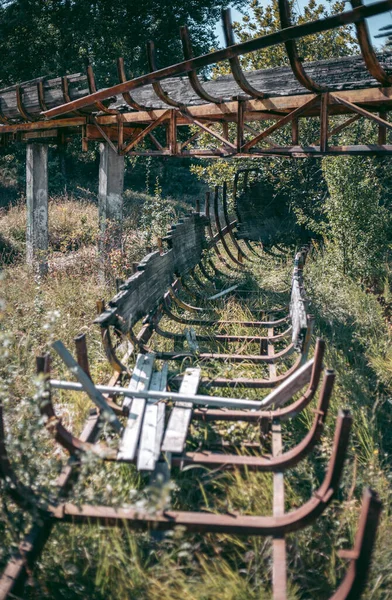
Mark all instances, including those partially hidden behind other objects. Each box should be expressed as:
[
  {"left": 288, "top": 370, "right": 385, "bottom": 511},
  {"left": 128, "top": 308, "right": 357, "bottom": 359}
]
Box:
[{"left": 0, "top": 196, "right": 99, "bottom": 263}]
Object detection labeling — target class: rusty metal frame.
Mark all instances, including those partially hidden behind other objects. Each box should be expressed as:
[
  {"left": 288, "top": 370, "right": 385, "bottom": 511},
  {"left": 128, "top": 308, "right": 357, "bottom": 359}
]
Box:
[
  {"left": 350, "top": 0, "right": 392, "bottom": 86},
  {"left": 222, "top": 8, "right": 266, "bottom": 99},
  {"left": 117, "top": 57, "right": 149, "bottom": 111},
  {"left": 193, "top": 338, "right": 325, "bottom": 422},
  {"left": 213, "top": 185, "right": 245, "bottom": 267},
  {"left": 205, "top": 191, "right": 242, "bottom": 270},
  {"left": 221, "top": 181, "right": 253, "bottom": 263},
  {"left": 180, "top": 26, "right": 223, "bottom": 104},
  {"left": 86, "top": 65, "right": 118, "bottom": 115},
  {"left": 14, "top": 408, "right": 351, "bottom": 537},
  {"left": 242, "top": 94, "right": 320, "bottom": 152},
  {"left": 278, "top": 0, "right": 326, "bottom": 92},
  {"left": 175, "top": 368, "right": 333, "bottom": 471},
  {"left": 36, "top": 78, "right": 49, "bottom": 112},
  {"left": 15, "top": 84, "right": 36, "bottom": 121},
  {"left": 146, "top": 40, "right": 185, "bottom": 108}
]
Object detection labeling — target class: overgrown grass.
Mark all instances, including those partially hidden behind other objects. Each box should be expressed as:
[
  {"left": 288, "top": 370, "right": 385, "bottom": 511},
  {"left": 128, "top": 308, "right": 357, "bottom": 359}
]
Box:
[{"left": 1, "top": 202, "right": 392, "bottom": 598}]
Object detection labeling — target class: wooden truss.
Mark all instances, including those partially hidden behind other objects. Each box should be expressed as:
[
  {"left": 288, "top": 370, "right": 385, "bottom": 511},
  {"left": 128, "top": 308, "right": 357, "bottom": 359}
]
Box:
[{"left": 1, "top": 0, "right": 392, "bottom": 156}]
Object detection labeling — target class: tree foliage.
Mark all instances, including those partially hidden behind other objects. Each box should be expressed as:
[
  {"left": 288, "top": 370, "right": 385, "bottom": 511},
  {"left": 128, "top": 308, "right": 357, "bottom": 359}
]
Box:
[
  {"left": 322, "top": 156, "right": 392, "bottom": 281},
  {"left": 0, "top": 0, "right": 246, "bottom": 86}
]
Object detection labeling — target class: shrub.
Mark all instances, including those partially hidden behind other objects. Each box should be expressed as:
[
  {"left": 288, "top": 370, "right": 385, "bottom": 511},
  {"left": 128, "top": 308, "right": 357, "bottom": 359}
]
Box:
[{"left": 322, "top": 156, "right": 391, "bottom": 282}]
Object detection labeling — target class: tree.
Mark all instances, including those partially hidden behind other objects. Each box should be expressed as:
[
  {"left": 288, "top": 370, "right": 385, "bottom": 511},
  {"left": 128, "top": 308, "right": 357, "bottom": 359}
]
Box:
[
  {"left": 322, "top": 155, "right": 391, "bottom": 281},
  {"left": 0, "top": 0, "right": 247, "bottom": 86}
]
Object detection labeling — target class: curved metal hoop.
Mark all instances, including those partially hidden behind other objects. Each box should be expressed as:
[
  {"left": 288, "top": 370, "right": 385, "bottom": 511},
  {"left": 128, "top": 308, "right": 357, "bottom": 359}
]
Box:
[
  {"left": 205, "top": 191, "right": 238, "bottom": 270},
  {"left": 222, "top": 8, "right": 266, "bottom": 99},
  {"left": 51, "top": 409, "right": 352, "bottom": 536},
  {"left": 0, "top": 100, "right": 10, "bottom": 124},
  {"left": 278, "top": 0, "right": 326, "bottom": 92},
  {"left": 350, "top": 0, "right": 392, "bottom": 86},
  {"left": 194, "top": 339, "right": 326, "bottom": 421},
  {"left": 147, "top": 41, "right": 185, "bottom": 108},
  {"left": 221, "top": 181, "right": 253, "bottom": 262},
  {"left": 213, "top": 186, "right": 245, "bottom": 268},
  {"left": 37, "top": 78, "right": 49, "bottom": 112},
  {"left": 86, "top": 65, "right": 118, "bottom": 115},
  {"left": 178, "top": 367, "right": 333, "bottom": 471},
  {"left": 330, "top": 488, "right": 382, "bottom": 600},
  {"left": 15, "top": 85, "right": 36, "bottom": 121},
  {"left": 180, "top": 26, "right": 223, "bottom": 103},
  {"left": 61, "top": 75, "right": 85, "bottom": 116},
  {"left": 117, "top": 57, "right": 149, "bottom": 111}
]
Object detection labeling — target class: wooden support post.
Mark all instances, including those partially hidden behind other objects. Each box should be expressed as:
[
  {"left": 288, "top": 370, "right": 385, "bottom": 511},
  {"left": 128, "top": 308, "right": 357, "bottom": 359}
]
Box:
[
  {"left": 81, "top": 125, "right": 88, "bottom": 152},
  {"left": 291, "top": 119, "right": 299, "bottom": 145},
  {"left": 26, "top": 143, "right": 48, "bottom": 276},
  {"left": 98, "top": 142, "right": 125, "bottom": 279},
  {"left": 378, "top": 110, "right": 387, "bottom": 145},
  {"left": 320, "top": 93, "right": 329, "bottom": 153},
  {"left": 169, "top": 109, "right": 177, "bottom": 155},
  {"left": 237, "top": 99, "right": 245, "bottom": 152}
]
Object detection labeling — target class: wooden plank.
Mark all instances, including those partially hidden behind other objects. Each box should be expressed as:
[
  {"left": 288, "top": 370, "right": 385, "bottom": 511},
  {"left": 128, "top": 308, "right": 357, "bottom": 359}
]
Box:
[
  {"left": 118, "top": 353, "right": 155, "bottom": 461},
  {"left": 94, "top": 213, "right": 208, "bottom": 332},
  {"left": 161, "top": 368, "right": 201, "bottom": 454},
  {"left": 137, "top": 364, "right": 168, "bottom": 471},
  {"left": 272, "top": 418, "right": 287, "bottom": 600},
  {"left": 267, "top": 329, "right": 287, "bottom": 598},
  {"left": 52, "top": 340, "right": 122, "bottom": 433},
  {"left": 258, "top": 358, "right": 313, "bottom": 409}
]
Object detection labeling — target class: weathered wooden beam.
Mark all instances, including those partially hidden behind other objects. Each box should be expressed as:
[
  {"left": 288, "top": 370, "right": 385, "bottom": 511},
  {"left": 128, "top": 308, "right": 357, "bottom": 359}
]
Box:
[{"left": 26, "top": 143, "right": 48, "bottom": 276}]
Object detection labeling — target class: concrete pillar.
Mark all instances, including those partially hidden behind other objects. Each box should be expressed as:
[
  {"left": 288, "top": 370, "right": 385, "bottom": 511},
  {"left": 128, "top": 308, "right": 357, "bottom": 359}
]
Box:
[
  {"left": 26, "top": 143, "right": 48, "bottom": 276},
  {"left": 98, "top": 143, "right": 125, "bottom": 276}
]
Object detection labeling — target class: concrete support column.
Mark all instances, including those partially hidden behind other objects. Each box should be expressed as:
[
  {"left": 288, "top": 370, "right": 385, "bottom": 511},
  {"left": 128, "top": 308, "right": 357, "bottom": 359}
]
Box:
[
  {"left": 26, "top": 143, "right": 48, "bottom": 276},
  {"left": 98, "top": 142, "right": 125, "bottom": 277}
]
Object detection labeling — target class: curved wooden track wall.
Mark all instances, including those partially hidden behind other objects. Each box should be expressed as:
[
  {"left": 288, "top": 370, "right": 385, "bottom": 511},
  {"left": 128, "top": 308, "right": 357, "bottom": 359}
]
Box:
[{"left": 0, "top": 190, "right": 383, "bottom": 599}]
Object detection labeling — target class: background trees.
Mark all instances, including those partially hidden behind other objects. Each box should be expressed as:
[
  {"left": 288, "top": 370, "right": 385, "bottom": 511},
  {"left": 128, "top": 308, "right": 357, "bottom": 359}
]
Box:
[{"left": 0, "top": 0, "right": 246, "bottom": 86}]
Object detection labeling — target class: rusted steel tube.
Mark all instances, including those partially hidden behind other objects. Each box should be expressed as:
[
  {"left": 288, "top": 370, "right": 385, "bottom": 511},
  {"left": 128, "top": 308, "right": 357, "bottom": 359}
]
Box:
[
  {"left": 278, "top": 0, "right": 326, "bottom": 92},
  {"left": 205, "top": 191, "right": 237, "bottom": 270},
  {"left": 147, "top": 40, "right": 184, "bottom": 108},
  {"left": 154, "top": 321, "right": 292, "bottom": 343},
  {"left": 117, "top": 57, "right": 149, "bottom": 111},
  {"left": 86, "top": 65, "right": 118, "bottom": 115},
  {"left": 193, "top": 339, "right": 325, "bottom": 420},
  {"left": 15, "top": 85, "right": 36, "bottom": 121},
  {"left": 221, "top": 181, "right": 252, "bottom": 262},
  {"left": 180, "top": 26, "right": 223, "bottom": 104},
  {"left": 213, "top": 186, "right": 245, "bottom": 268},
  {"left": 174, "top": 369, "right": 333, "bottom": 471},
  {"left": 50, "top": 410, "right": 351, "bottom": 534},
  {"left": 350, "top": 0, "right": 392, "bottom": 86},
  {"left": 330, "top": 488, "right": 382, "bottom": 600},
  {"left": 222, "top": 8, "right": 266, "bottom": 99}
]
